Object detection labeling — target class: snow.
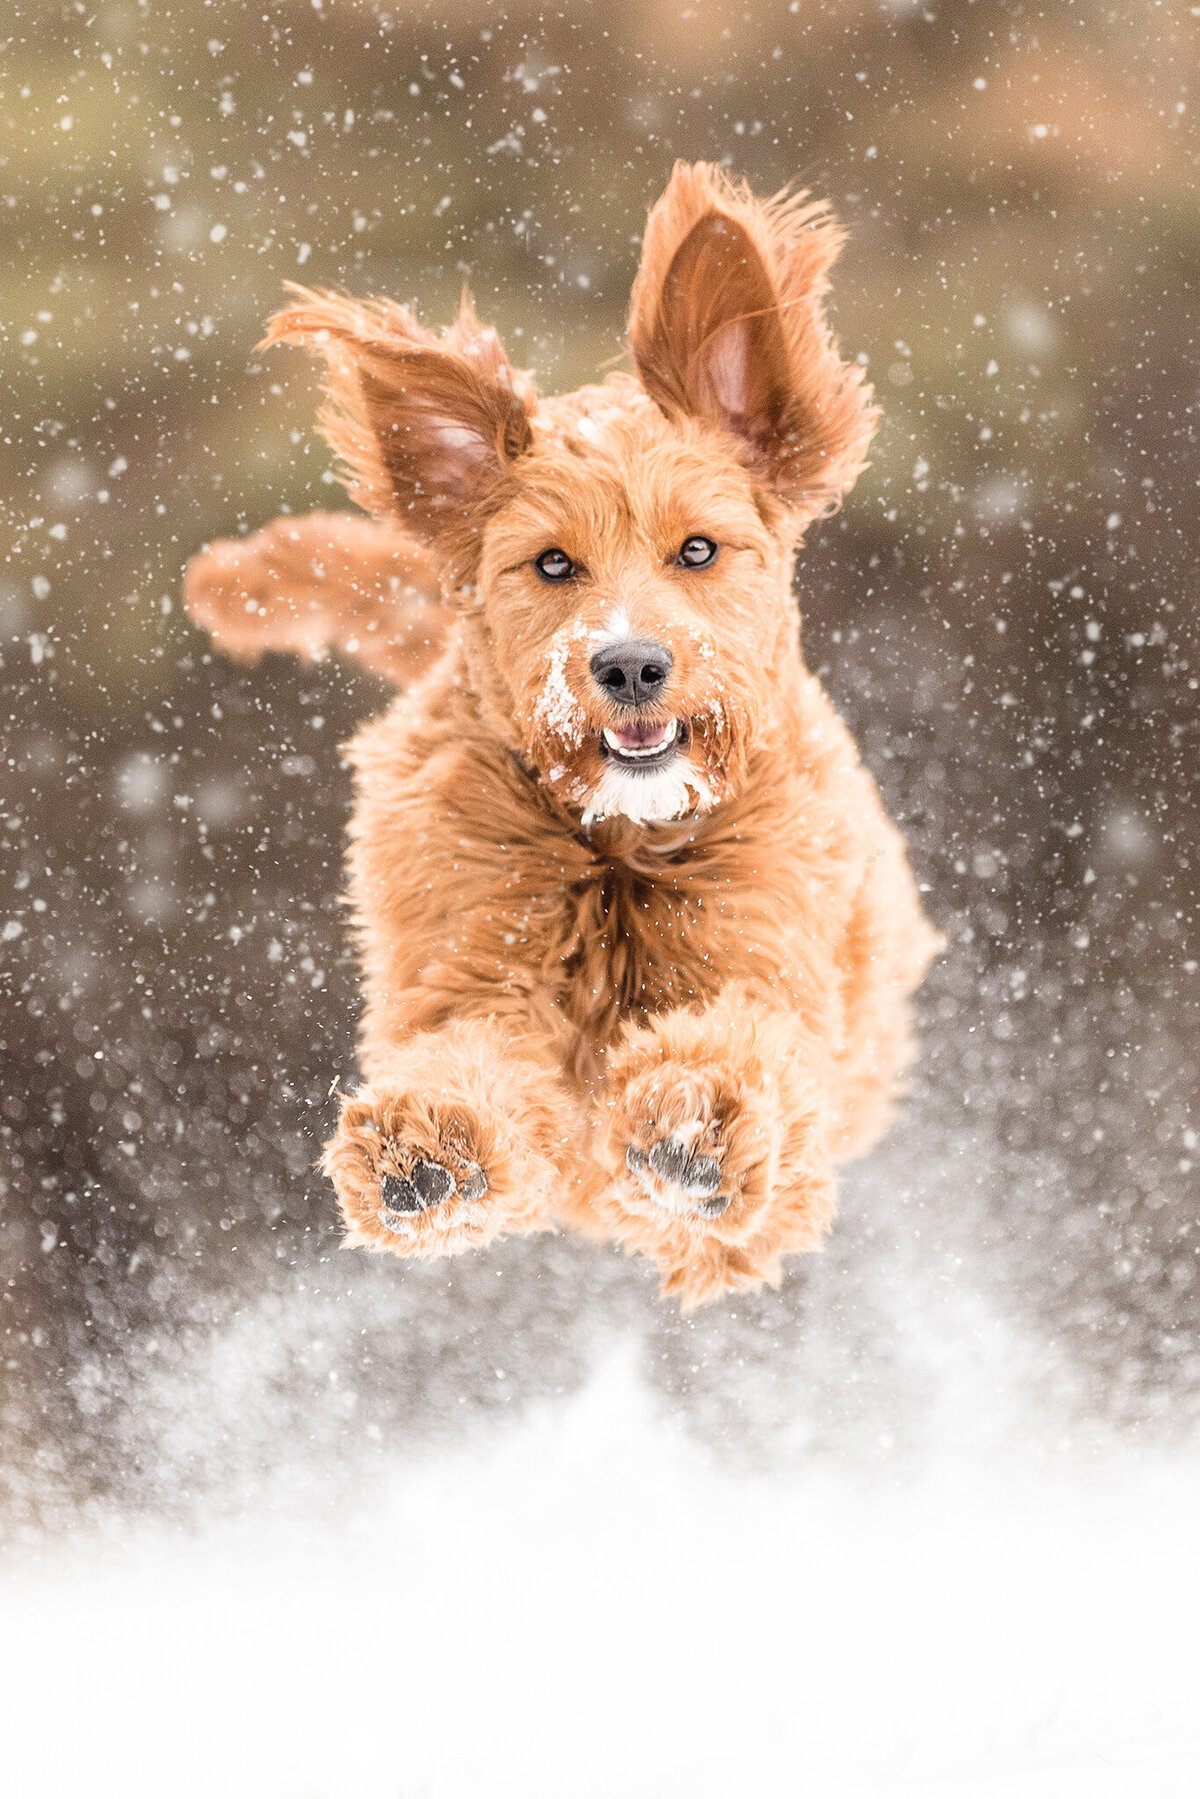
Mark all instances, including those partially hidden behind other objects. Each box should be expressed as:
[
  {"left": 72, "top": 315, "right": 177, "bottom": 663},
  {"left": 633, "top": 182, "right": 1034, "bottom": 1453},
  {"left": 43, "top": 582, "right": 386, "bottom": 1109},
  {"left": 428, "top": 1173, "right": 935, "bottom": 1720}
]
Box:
[
  {"left": 3, "top": 1351, "right": 1198, "bottom": 1799},
  {"left": 533, "top": 626, "right": 588, "bottom": 747}
]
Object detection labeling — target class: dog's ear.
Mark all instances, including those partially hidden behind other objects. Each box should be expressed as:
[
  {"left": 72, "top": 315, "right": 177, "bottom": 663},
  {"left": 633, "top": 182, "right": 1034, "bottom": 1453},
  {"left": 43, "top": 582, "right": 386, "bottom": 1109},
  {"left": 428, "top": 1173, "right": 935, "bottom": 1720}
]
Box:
[
  {"left": 260, "top": 286, "right": 534, "bottom": 546},
  {"left": 628, "top": 162, "right": 878, "bottom": 517}
]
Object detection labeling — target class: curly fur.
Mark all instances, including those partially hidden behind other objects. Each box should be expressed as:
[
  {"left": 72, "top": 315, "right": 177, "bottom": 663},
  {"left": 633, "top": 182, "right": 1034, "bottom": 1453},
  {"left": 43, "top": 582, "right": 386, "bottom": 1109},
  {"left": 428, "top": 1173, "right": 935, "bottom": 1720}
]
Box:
[
  {"left": 183, "top": 162, "right": 941, "bottom": 1308},
  {"left": 183, "top": 511, "right": 447, "bottom": 685}
]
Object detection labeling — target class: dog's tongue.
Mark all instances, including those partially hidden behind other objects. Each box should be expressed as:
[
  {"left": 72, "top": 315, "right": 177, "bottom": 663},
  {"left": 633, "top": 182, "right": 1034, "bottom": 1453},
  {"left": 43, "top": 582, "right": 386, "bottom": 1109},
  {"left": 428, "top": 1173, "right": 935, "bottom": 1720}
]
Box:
[{"left": 606, "top": 719, "right": 672, "bottom": 751}]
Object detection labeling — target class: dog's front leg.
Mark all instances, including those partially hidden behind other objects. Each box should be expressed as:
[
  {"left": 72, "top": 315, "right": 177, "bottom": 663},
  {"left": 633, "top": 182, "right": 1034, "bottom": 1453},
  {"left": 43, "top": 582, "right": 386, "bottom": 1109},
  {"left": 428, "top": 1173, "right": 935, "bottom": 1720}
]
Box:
[
  {"left": 324, "top": 1016, "right": 572, "bottom": 1258},
  {"left": 593, "top": 984, "right": 840, "bottom": 1307}
]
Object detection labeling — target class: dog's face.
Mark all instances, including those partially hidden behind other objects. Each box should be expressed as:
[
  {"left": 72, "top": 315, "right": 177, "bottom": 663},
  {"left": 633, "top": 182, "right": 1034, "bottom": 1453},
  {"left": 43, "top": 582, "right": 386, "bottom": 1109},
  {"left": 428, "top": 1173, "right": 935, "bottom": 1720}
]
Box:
[
  {"left": 266, "top": 162, "right": 877, "bottom": 826},
  {"left": 477, "top": 388, "right": 793, "bottom": 823}
]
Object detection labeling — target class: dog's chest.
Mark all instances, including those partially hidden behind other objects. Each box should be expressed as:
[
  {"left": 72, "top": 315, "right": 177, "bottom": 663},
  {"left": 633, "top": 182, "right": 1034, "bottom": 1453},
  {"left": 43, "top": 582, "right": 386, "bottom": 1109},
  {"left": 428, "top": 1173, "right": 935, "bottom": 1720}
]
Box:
[{"left": 553, "top": 861, "right": 721, "bottom": 1042}]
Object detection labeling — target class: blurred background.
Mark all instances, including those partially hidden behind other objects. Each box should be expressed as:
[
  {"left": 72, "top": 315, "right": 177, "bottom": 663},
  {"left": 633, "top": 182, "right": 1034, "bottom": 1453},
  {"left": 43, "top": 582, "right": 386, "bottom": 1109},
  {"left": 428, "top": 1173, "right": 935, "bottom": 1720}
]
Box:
[{"left": 1, "top": 0, "right": 1198, "bottom": 1555}]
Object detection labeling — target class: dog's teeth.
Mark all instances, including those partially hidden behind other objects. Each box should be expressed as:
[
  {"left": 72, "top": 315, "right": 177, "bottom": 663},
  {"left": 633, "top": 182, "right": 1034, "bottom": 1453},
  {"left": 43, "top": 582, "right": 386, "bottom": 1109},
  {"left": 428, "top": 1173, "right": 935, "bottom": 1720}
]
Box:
[{"left": 602, "top": 718, "right": 679, "bottom": 758}]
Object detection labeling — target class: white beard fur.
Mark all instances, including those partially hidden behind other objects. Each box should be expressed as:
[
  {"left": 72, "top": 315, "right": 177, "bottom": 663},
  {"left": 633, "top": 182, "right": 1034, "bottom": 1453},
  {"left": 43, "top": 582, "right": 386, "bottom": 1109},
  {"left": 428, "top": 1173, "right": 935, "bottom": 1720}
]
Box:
[{"left": 581, "top": 758, "right": 716, "bottom": 828}]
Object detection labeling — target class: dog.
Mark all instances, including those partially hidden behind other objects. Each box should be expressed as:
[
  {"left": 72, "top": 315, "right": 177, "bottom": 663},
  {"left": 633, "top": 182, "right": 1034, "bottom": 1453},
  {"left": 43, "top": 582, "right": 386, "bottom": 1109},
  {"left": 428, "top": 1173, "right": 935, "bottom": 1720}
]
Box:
[{"left": 183, "top": 161, "right": 942, "bottom": 1307}]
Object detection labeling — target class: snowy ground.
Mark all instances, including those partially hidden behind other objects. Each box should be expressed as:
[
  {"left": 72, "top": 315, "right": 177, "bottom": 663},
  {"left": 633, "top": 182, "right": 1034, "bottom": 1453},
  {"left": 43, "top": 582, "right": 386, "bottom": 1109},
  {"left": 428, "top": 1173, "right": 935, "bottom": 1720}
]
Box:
[{"left": 4, "top": 1347, "right": 1199, "bottom": 1799}]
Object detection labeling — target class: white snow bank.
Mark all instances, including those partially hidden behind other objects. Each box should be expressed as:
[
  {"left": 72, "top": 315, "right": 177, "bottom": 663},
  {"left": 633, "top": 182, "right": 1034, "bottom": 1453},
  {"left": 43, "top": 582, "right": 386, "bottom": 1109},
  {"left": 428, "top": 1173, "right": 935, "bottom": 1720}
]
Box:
[{"left": 3, "top": 1350, "right": 1198, "bottom": 1799}]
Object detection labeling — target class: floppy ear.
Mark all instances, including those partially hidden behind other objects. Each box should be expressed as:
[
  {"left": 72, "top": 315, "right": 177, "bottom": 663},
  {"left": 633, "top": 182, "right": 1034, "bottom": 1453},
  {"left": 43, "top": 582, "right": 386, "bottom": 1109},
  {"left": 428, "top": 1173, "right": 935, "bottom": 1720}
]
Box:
[
  {"left": 628, "top": 162, "right": 878, "bottom": 517},
  {"left": 260, "top": 286, "right": 534, "bottom": 547}
]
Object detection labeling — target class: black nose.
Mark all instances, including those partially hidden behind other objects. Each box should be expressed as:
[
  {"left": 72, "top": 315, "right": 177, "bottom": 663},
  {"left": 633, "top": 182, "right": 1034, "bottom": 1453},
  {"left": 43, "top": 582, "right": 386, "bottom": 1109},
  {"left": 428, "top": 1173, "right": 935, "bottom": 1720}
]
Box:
[{"left": 589, "top": 638, "right": 673, "bottom": 708}]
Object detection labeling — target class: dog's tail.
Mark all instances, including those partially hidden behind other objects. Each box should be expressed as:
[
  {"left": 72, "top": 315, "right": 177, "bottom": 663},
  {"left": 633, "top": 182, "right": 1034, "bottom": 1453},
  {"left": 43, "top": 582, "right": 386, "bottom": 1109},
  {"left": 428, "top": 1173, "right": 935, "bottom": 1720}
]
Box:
[{"left": 182, "top": 510, "right": 449, "bottom": 687}]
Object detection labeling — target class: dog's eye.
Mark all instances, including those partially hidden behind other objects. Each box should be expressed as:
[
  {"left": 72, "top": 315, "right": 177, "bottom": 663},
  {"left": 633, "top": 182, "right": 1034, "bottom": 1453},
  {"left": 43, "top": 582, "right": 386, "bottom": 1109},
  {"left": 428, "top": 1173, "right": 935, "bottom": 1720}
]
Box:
[
  {"left": 677, "top": 536, "right": 717, "bottom": 569},
  {"left": 535, "top": 548, "right": 576, "bottom": 582}
]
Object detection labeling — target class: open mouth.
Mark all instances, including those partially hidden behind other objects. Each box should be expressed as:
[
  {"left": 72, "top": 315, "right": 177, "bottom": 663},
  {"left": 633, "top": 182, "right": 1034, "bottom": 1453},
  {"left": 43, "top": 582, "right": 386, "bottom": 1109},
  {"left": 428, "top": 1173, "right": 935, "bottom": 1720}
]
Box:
[{"left": 598, "top": 717, "right": 688, "bottom": 773}]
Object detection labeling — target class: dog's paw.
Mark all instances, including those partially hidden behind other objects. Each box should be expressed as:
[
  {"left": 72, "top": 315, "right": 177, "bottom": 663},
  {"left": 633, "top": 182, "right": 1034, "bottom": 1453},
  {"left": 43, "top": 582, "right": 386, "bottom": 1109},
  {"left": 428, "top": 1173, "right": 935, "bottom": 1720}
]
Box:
[
  {"left": 324, "top": 1088, "right": 497, "bottom": 1256},
  {"left": 594, "top": 1014, "right": 839, "bottom": 1308},
  {"left": 600, "top": 1054, "right": 793, "bottom": 1309},
  {"left": 609, "top": 1057, "right": 770, "bottom": 1233}
]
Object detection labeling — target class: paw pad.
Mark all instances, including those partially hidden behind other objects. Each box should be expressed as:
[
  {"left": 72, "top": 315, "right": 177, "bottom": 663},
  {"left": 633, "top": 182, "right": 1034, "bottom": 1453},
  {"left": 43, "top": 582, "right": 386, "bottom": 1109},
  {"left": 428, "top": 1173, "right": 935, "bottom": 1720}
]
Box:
[
  {"left": 627, "top": 1138, "right": 730, "bottom": 1219},
  {"left": 694, "top": 1191, "right": 731, "bottom": 1219},
  {"left": 648, "top": 1137, "right": 721, "bottom": 1196},
  {"left": 380, "top": 1156, "right": 487, "bottom": 1221},
  {"left": 458, "top": 1162, "right": 488, "bottom": 1203}
]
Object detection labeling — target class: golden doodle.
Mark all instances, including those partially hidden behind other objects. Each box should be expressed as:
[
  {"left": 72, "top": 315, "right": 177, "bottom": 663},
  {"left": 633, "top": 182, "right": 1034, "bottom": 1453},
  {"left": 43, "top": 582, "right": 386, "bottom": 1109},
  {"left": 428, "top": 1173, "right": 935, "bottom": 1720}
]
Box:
[{"left": 185, "top": 162, "right": 942, "bottom": 1307}]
